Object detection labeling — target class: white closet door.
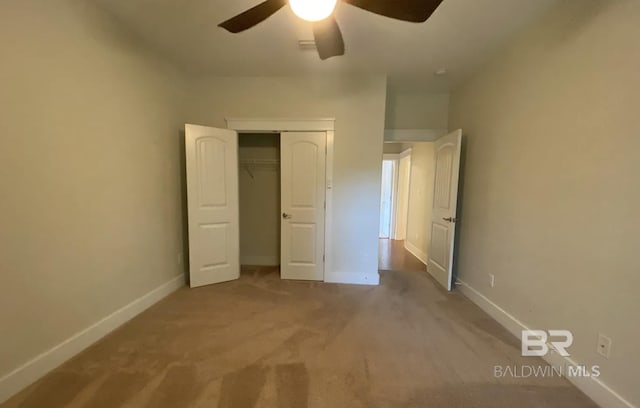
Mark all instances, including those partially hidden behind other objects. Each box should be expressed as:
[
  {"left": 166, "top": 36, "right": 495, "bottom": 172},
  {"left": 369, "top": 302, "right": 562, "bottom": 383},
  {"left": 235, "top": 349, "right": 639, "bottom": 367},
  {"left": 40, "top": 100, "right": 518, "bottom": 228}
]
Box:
[
  {"left": 280, "top": 132, "right": 326, "bottom": 281},
  {"left": 428, "top": 129, "right": 462, "bottom": 291},
  {"left": 185, "top": 124, "right": 240, "bottom": 288}
]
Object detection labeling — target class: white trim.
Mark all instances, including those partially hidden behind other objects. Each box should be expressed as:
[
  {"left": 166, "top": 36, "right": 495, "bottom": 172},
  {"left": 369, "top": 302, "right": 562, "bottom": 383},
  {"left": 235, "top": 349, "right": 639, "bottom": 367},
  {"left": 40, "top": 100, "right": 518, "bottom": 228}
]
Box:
[
  {"left": 324, "top": 271, "right": 380, "bottom": 286},
  {"left": 240, "top": 256, "right": 279, "bottom": 266},
  {"left": 324, "top": 130, "right": 334, "bottom": 282},
  {"left": 0, "top": 275, "right": 184, "bottom": 404},
  {"left": 226, "top": 119, "right": 334, "bottom": 284},
  {"left": 381, "top": 156, "right": 399, "bottom": 239},
  {"left": 226, "top": 118, "right": 335, "bottom": 132},
  {"left": 390, "top": 159, "right": 399, "bottom": 239},
  {"left": 399, "top": 147, "right": 412, "bottom": 158},
  {"left": 384, "top": 128, "right": 448, "bottom": 142},
  {"left": 457, "top": 279, "right": 636, "bottom": 408},
  {"left": 404, "top": 241, "right": 428, "bottom": 265}
]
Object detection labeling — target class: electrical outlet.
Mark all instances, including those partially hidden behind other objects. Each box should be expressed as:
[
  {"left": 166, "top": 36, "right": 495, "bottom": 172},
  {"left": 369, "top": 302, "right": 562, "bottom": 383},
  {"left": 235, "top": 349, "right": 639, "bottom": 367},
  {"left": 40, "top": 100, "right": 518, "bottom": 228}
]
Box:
[
  {"left": 177, "top": 253, "right": 183, "bottom": 266},
  {"left": 489, "top": 274, "right": 495, "bottom": 288},
  {"left": 596, "top": 333, "right": 612, "bottom": 358}
]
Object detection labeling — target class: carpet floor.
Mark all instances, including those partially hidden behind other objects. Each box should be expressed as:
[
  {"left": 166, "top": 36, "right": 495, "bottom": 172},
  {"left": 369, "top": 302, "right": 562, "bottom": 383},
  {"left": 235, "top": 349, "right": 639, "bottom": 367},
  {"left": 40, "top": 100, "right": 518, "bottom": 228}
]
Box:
[{"left": 2, "top": 267, "right": 596, "bottom": 408}]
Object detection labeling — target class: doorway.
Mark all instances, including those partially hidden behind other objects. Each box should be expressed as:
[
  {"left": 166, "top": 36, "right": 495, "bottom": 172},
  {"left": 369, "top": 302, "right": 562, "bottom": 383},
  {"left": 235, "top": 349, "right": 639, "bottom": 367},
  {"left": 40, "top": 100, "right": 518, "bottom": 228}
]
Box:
[
  {"left": 238, "top": 134, "right": 281, "bottom": 277},
  {"left": 238, "top": 131, "right": 327, "bottom": 282},
  {"left": 379, "top": 144, "right": 422, "bottom": 272},
  {"left": 377, "top": 132, "right": 462, "bottom": 290},
  {"left": 378, "top": 148, "right": 411, "bottom": 241}
]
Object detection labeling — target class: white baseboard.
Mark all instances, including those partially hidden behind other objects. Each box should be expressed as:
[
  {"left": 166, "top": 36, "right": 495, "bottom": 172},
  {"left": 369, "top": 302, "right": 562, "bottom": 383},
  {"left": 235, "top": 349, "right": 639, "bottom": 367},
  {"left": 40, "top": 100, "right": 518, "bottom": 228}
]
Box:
[
  {"left": 0, "top": 274, "right": 185, "bottom": 404},
  {"left": 240, "top": 255, "right": 279, "bottom": 266},
  {"left": 404, "top": 241, "right": 428, "bottom": 265},
  {"left": 324, "top": 271, "right": 380, "bottom": 286},
  {"left": 457, "top": 279, "right": 636, "bottom": 408}
]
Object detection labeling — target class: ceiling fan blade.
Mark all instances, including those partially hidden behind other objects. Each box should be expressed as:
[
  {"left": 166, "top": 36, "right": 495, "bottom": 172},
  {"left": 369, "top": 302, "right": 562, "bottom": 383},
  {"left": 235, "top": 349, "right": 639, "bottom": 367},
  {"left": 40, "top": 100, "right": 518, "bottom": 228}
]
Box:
[
  {"left": 343, "top": 0, "right": 443, "bottom": 22},
  {"left": 219, "top": 0, "right": 287, "bottom": 33},
  {"left": 312, "top": 16, "right": 345, "bottom": 60}
]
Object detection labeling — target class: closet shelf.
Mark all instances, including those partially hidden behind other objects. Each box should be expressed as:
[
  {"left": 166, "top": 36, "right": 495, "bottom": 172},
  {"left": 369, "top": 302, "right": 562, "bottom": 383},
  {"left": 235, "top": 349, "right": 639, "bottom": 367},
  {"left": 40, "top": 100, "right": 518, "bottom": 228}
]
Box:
[{"left": 239, "top": 158, "right": 280, "bottom": 178}]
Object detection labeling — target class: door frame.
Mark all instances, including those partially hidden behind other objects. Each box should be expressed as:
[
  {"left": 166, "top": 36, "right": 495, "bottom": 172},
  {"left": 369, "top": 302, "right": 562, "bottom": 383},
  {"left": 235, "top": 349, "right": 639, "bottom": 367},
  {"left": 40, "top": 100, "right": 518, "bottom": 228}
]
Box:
[
  {"left": 381, "top": 153, "right": 399, "bottom": 239},
  {"left": 226, "top": 118, "right": 335, "bottom": 282}
]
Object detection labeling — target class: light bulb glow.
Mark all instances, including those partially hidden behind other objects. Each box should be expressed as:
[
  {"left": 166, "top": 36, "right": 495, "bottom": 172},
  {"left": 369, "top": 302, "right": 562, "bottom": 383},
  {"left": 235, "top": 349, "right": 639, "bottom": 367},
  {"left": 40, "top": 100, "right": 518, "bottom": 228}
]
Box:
[{"left": 289, "top": 0, "right": 338, "bottom": 22}]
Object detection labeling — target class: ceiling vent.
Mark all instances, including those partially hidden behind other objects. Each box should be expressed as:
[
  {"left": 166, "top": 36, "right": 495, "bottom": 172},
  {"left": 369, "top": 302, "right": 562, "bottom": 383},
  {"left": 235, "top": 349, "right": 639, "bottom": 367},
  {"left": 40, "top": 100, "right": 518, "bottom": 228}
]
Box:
[{"left": 298, "top": 40, "right": 317, "bottom": 51}]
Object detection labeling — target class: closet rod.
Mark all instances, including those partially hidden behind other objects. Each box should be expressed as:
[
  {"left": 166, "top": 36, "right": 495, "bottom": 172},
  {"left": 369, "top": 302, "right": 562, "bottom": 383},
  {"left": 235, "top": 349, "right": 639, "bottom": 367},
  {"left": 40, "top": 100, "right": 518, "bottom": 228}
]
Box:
[{"left": 239, "top": 159, "right": 280, "bottom": 179}]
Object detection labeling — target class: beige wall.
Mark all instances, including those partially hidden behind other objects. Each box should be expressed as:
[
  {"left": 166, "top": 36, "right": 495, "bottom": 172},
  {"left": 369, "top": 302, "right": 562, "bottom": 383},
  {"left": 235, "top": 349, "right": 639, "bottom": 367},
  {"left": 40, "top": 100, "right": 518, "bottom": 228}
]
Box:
[
  {"left": 0, "top": 0, "right": 185, "bottom": 386},
  {"left": 404, "top": 143, "right": 435, "bottom": 263},
  {"left": 449, "top": 0, "right": 640, "bottom": 405},
  {"left": 238, "top": 134, "right": 280, "bottom": 265},
  {"left": 395, "top": 154, "right": 412, "bottom": 241},
  {"left": 383, "top": 143, "right": 404, "bottom": 154},
  {"left": 385, "top": 91, "right": 449, "bottom": 129},
  {"left": 185, "top": 76, "right": 387, "bottom": 282}
]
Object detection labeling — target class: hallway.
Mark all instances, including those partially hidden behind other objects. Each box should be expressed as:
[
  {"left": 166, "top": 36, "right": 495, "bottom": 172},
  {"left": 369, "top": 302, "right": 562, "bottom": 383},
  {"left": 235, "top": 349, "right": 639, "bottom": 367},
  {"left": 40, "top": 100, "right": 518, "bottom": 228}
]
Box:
[{"left": 378, "top": 239, "right": 427, "bottom": 273}]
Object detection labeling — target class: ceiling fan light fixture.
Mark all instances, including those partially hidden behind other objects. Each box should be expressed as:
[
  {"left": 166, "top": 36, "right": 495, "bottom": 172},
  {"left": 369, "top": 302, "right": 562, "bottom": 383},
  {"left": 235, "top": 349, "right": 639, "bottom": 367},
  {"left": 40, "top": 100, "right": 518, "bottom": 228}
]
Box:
[{"left": 289, "top": 0, "right": 338, "bottom": 22}]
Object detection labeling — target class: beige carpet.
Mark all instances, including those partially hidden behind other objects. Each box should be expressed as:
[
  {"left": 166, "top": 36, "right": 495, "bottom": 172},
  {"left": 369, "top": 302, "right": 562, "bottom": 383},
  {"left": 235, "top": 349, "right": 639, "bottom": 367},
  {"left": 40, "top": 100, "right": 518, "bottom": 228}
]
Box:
[{"left": 2, "top": 267, "right": 596, "bottom": 408}]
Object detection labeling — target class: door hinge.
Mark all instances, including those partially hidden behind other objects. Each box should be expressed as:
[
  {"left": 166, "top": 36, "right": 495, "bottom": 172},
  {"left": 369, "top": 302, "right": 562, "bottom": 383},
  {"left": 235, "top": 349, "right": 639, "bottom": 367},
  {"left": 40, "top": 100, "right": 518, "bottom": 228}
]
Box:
[
  {"left": 324, "top": 201, "right": 326, "bottom": 210},
  {"left": 323, "top": 254, "right": 325, "bottom": 263}
]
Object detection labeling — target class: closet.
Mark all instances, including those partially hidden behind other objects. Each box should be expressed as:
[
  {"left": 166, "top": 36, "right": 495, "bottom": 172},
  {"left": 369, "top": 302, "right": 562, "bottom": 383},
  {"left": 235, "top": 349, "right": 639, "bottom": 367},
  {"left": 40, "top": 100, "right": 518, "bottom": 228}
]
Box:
[
  {"left": 185, "top": 124, "right": 327, "bottom": 287},
  {"left": 238, "top": 134, "right": 281, "bottom": 268}
]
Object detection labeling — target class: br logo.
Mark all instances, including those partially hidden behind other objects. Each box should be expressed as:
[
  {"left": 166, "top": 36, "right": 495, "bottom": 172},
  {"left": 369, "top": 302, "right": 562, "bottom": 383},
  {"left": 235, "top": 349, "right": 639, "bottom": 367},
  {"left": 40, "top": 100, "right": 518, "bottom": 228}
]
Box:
[{"left": 521, "top": 330, "right": 573, "bottom": 357}]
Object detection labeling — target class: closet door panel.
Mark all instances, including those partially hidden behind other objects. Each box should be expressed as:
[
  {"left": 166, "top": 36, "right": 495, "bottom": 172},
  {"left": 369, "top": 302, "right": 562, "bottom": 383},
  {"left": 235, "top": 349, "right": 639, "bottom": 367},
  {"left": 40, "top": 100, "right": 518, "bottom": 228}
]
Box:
[
  {"left": 281, "top": 132, "right": 326, "bottom": 281},
  {"left": 185, "top": 124, "right": 240, "bottom": 288}
]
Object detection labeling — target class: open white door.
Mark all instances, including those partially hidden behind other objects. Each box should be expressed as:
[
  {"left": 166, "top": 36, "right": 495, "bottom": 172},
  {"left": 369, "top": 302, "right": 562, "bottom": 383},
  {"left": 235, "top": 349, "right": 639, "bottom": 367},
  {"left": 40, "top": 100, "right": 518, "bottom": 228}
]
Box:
[
  {"left": 280, "top": 132, "right": 326, "bottom": 281},
  {"left": 428, "top": 129, "right": 462, "bottom": 291},
  {"left": 185, "top": 124, "right": 240, "bottom": 288}
]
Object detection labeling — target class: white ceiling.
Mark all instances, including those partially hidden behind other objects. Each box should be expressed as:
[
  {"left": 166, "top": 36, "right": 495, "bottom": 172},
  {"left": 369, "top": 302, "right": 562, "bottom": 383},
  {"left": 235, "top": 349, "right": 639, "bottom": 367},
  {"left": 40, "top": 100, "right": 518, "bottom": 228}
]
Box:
[{"left": 96, "top": 0, "right": 557, "bottom": 92}]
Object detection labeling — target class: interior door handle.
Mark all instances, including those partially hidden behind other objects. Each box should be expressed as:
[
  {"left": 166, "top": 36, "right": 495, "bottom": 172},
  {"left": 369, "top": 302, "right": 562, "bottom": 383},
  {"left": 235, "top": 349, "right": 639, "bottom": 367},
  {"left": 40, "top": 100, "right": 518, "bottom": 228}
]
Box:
[
  {"left": 443, "top": 217, "right": 457, "bottom": 223},
  {"left": 282, "top": 212, "right": 292, "bottom": 219}
]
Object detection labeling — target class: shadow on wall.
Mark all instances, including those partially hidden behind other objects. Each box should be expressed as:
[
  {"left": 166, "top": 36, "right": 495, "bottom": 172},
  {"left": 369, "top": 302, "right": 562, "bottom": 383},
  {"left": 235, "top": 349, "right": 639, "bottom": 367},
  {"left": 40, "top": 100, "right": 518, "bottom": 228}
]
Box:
[
  {"left": 77, "top": 0, "right": 165, "bottom": 62},
  {"left": 533, "top": 0, "right": 613, "bottom": 51},
  {"left": 178, "top": 129, "right": 189, "bottom": 286},
  {"left": 385, "top": 91, "right": 399, "bottom": 128}
]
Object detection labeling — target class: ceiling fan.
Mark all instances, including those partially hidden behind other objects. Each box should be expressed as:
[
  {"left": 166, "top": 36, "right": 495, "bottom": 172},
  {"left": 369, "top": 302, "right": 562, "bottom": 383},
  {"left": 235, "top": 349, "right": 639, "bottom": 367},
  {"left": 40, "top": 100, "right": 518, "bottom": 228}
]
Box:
[{"left": 218, "top": 0, "right": 444, "bottom": 60}]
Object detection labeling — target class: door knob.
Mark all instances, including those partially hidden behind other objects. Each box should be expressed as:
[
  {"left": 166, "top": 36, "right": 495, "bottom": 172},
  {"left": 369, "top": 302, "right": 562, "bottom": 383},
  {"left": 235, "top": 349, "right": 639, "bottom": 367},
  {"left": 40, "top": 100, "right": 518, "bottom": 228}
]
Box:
[
  {"left": 282, "top": 212, "right": 292, "bottom": 219},
  {"left": 442, "top": 217, "right": 457, "bottom": 223}
]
